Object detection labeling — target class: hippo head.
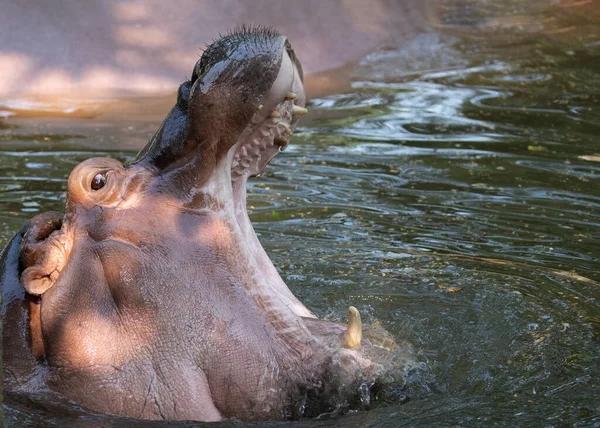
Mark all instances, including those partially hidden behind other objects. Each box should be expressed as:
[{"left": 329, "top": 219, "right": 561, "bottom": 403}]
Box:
[{"left": 7, "top": 28, "right": 399, "bottom": 422}]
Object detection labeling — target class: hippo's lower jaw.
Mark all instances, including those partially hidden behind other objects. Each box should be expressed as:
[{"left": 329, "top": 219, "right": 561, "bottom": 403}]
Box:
[{"left": 3, "top": 28, "right": 403, "bottom": 423}]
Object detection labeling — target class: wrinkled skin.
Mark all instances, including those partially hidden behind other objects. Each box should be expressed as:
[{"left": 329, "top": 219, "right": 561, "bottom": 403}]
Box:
[{"left": 1, "top": 28, "right": 402, "bottom": 422}]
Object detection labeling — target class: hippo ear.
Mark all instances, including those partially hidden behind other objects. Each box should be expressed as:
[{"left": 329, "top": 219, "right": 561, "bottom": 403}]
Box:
[{"left": 19, "top": 212, "right": 67, "bottom": 296}]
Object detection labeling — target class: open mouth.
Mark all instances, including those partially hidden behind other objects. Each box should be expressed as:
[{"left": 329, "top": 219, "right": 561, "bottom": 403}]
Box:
[
  {"left": 231, "top": 91, "right": 307, "bottom": 182},
  {"left": 229, "top": 40, "right": 307, "bottom": 186}
]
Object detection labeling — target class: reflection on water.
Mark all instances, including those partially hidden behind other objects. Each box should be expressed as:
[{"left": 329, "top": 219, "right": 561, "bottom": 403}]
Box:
[{"left": 2, "top": 1, "right": 600, "bottom": 426}]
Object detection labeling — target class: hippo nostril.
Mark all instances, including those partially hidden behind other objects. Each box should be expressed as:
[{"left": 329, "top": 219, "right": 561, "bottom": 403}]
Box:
[{"left": 91, "top": 173, "right": 107, "bottom": 191}]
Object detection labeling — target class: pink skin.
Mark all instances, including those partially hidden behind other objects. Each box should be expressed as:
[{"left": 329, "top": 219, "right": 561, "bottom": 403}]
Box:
[{"left": 2, "top": 29, "right": 389, "bottom": 422}]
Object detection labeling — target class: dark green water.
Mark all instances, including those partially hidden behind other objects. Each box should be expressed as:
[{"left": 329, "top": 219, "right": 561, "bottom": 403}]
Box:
[{"left": 2, "top": 6, "right": 600, "bottom": 427}]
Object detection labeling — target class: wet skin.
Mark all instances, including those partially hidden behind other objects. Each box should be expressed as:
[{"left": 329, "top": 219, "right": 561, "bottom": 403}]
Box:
[{"left": 1, "top": 28, "right": 400, "bottom": 422}]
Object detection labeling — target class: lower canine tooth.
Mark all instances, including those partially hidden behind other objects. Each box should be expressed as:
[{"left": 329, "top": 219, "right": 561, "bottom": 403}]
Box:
[
  {"left": 271, "top": 110, "right": 281, "bottom": 118},
  {"left": 285, "top": 91, "right": 297, "bottom": 100},
  {"left": 342, "top": 306, "right": 362, "bottom": 349}
]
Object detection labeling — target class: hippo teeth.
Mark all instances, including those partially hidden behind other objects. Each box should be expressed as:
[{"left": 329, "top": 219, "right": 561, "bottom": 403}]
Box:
[
  {"left": 342, "top": 306, "right": 363, "bottom": 349},
  {"left": 230, "top": 97, "right": 307, "bottom": 181}
]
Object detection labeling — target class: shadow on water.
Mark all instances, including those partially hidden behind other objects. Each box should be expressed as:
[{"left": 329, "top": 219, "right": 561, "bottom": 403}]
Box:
[{"left": 2, "top": 0, "right": 600, "bottom": 426}]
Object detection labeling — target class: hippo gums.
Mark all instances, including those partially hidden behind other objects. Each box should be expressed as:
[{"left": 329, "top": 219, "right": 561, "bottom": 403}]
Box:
[{"left": 1, "top": 28, "right": 403, "bottom": 422}]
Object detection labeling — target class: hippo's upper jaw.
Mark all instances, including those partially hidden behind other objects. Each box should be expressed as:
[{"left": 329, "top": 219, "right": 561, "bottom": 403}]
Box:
[
  {"left": 4, "top": 27, "right": 394, "bottom": 423},
  {"left": 130, "top": 27, "right": 307, "bottom": 203}
]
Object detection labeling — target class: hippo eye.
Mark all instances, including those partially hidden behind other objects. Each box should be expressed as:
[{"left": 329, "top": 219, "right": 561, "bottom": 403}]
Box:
[{"left": 91, "top": 173, "right": 107, "bottom": 191}]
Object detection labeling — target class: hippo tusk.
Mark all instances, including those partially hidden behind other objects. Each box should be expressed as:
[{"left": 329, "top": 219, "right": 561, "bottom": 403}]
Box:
[
  {"left": 285, "top": 91, "right": 297, "bottom": 100},
  {"left": 342, "top": 306, "right": 362, "bottom": 349},
  {"left": 270, "top": 110, "right": 281, "bottom": 118},
  {"left": 292, "top": 105, "right": 308, "bottom": 115}
]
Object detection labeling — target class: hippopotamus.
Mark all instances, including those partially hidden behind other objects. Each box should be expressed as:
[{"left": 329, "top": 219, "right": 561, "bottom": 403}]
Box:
[{"left": 1, "top": 28, "right": 404, "bottom": 422}]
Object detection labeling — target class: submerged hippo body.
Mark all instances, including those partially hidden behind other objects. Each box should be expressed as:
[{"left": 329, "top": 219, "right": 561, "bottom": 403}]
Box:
[{"left": 1, "top": 28, "right": 404, "bottom": 422}]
